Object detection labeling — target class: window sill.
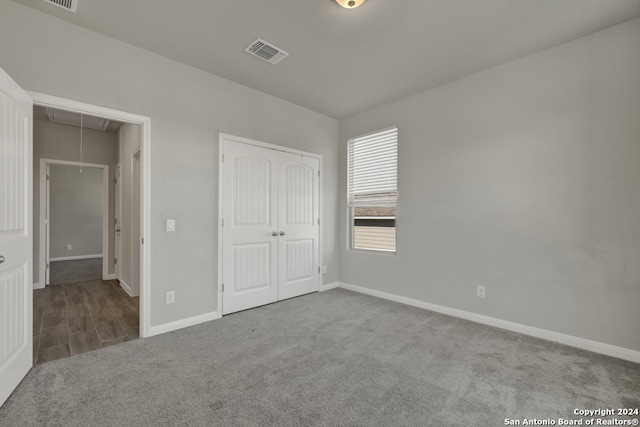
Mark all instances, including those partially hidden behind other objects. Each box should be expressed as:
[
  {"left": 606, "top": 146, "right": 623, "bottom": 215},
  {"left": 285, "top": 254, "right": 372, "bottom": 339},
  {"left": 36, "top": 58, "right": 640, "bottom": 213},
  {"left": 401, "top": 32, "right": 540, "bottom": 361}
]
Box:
[{"left": 348, "top": 248, "right": 397, "bottom": 256}]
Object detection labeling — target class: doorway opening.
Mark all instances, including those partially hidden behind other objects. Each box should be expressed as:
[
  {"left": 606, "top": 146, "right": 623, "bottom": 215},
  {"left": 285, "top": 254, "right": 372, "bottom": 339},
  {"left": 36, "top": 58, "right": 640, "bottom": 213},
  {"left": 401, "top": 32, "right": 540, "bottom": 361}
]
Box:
[
  {"left": 29, "top": 92, "right": 151, "bottom": 364},
  {"left": 40, "top": 160, "right": 109, "bottom": 285}
]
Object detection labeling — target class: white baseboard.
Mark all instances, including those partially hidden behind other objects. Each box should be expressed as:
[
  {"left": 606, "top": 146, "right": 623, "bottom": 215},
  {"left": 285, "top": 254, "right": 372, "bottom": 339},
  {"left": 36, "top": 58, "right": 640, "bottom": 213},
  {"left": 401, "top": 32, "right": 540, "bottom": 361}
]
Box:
[
  {"left": 105, "top": 274, "right": 116, "bottom": 280},
  {"left": 117, "top": 279, "right": 138, "bottom": 297},
  {"left": 50, "top": 254, "right": 103, "bottom": 262},
  {"left": 148, "top": 311, "right": 221, "bottom": 337},
  {"left": 320, "top": 281, "right": 340, "bottom": 292},
  {"left": 339, "top": 282, "right": 640, "bottom": 364},
  {"left": 33, "top": 282, "right": 44, "bottom": 290}
]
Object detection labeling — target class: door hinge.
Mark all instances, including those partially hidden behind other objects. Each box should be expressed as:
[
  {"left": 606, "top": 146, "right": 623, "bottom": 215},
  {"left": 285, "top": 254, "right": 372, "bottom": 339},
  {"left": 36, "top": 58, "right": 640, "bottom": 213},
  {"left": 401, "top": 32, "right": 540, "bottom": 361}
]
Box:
[
  {"left": 221, "top": 218, "right": 224, "bottom": 227},
  {"left": 46, "top": 175, "right": 50, "bottom": 181},
  {"left": 318, "top": 267, "right": 320, "bottom": 274},
  {"left": 141, "top": 237, "right": 144, "bottom": 244},
  {"left": 318, "top": 170, "right": 320, "bottom": 177},
  {"left": 46, "top": 263, "right": 49, "bottom": 269},
  {"left": 318, "top": 218, "right": 320, "bottom": 225},
  {"left": 113, "top": 177, "right": 117, "bottom": 183},
  {"left": 222, "top": 154, "right": 225, "bottom": 162},
  {"left": 114, "top": 258, "right": 117, "bottom": 265},
  {"left": 222, "top": 283, "right": 225, "bottom": 292}
]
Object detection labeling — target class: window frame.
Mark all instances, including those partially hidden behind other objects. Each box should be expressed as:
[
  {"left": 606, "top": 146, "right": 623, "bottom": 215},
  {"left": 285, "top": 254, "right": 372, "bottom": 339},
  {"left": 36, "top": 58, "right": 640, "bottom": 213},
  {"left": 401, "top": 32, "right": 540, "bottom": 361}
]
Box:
[{"left": 347, "top": 126, "right": 398, "bottom": 255}]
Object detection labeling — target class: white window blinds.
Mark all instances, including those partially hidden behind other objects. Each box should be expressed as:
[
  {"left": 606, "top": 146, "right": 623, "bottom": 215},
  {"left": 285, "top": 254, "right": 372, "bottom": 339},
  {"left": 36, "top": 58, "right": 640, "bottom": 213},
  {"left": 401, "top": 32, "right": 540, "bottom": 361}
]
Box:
[{"left": 348, "top": 126, "right": 398, "bottom": 205}]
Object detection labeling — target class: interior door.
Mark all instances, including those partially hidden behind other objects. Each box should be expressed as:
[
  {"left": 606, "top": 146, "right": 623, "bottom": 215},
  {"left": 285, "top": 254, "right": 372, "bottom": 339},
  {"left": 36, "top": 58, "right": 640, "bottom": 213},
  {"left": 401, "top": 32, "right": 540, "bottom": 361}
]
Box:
[
  {"left": 44, "top": 163, "right": 50, "bottom": 285},
  {"left": 278, "top": 153, "right": 320, "bottom": 300},
  {"left": 222, "top": 139, "right": 279, "bottom": 314},
  {"left": 114, "top": 163, "right": 122, "bottom": 281},
  {"left": 0, "top": 67, "right": 33, "bottom": 406},
  {"left": 130, "top": 152, "right": 140, "bottom": 295}
]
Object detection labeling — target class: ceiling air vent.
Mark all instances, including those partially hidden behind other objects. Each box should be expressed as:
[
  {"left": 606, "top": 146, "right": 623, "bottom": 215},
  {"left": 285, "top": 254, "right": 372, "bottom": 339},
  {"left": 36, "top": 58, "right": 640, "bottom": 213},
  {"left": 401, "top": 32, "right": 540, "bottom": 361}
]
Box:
[
  {"left": 244, "top": 38, "right": 289, "bottom": 65},
  {"left": 41, "top": 0, "right": 77, "bottom": 13}
]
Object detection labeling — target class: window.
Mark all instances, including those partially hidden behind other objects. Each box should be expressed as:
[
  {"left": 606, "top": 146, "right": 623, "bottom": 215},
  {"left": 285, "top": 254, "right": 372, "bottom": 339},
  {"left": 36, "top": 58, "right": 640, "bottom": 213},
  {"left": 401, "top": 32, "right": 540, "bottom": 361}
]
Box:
[{"left": 347, "top": 126, "right": 397, "bottom": 253}]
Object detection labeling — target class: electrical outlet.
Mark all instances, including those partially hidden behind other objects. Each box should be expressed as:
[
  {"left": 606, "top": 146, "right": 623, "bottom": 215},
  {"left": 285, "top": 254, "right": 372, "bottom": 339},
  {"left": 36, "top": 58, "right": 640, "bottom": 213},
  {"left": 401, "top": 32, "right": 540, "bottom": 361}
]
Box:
[
  {"left": 166, "top": 291, "right": 175, "bottom": 304},
  {"left": 476, "top": 286, "right": 486, "bottom": 298},
  {"left": 166, "top": 219, "right": 176, "bottom": 232},
  {"left": 66, "top": 244, "right": 72, "bottom": 251}
]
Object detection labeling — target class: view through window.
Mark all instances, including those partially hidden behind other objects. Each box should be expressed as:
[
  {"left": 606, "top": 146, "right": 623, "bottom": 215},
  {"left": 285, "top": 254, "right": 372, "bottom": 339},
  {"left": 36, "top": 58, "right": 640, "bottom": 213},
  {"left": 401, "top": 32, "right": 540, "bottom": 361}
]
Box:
[{"left": 347, "top": 126, "right": 397, "bottom": 253}]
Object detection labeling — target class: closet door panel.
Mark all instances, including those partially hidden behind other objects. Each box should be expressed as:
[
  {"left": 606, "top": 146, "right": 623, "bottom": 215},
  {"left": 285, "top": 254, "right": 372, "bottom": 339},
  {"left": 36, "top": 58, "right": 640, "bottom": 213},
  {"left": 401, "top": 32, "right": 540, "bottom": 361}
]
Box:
[
  {"left": 278, "top": 154, "right": 320, "bottom": 300},
  {"left": 221, "top": 139, "right": 278, "bottom": 315}
]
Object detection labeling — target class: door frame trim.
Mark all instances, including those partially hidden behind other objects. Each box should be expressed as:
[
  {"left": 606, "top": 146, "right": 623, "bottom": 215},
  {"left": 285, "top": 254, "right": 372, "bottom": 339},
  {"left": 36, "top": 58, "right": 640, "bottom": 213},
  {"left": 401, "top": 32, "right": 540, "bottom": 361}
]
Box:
[
  {"left": 217, "top": 133, "right": 323, "bottom": 316},
  {"left": 39, "top": 159, "right": 110, "bottom": 286},
  {"left": 28, "top": 91, "right": 152, "bottom": 338}
]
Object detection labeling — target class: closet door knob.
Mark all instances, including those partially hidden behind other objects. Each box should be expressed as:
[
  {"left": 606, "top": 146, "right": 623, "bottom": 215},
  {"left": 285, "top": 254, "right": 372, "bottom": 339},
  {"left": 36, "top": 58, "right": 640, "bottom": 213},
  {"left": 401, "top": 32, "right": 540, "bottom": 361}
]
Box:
[
  {"left": 0, "top": 255, "right": 5, "bottom": 264},
  {"left": 272, "top": 231, "right": 278, "bottom": 237},
  {"left": 279, "top": 231, "right": 286, "bottom": 236}
]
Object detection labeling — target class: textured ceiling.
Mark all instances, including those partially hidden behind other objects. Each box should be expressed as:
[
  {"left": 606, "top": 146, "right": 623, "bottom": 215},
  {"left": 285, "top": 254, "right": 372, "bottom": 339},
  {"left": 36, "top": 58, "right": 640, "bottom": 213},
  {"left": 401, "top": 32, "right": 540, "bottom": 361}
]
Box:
[{"left": 12, "top": 0, "right": 640, "bottom": 119}]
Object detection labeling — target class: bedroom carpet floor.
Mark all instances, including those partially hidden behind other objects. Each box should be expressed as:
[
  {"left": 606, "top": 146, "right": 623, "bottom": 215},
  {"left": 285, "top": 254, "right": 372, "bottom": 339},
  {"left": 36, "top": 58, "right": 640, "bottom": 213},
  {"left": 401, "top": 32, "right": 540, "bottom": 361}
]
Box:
[{"left": 3, "top": 288, "right": 638, "bottom": 426}]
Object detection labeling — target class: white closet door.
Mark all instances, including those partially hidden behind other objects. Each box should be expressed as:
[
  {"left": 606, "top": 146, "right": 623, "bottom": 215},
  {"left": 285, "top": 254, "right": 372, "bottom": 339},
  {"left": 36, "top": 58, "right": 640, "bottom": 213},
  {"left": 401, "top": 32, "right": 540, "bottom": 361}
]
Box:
[
  {"left": 0, "top": 66, "right": 33, "bottom": 407},
  {"left": 222, "top": 140, "right": 279, "bottom": 314},
  {"left": 278, "top": 153, "right": 320, "bottom": 300}
]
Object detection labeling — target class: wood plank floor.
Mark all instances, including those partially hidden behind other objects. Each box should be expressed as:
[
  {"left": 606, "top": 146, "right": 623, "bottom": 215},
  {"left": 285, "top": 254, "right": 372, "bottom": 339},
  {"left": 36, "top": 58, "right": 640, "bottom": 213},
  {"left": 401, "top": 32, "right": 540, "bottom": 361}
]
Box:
[{"left": 33, "top": 279, "right": 139, "bottom": 364}]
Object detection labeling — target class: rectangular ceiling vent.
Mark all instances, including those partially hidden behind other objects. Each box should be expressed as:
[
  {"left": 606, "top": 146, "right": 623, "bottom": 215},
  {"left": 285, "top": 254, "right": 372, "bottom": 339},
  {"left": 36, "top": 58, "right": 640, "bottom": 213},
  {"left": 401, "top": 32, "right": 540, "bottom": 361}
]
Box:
[
  {"left": 245, "top": 38, "right": 289, "bottom": 65},
  {"left": 41, "top": 0, "right": 77, "bottom": 13}
]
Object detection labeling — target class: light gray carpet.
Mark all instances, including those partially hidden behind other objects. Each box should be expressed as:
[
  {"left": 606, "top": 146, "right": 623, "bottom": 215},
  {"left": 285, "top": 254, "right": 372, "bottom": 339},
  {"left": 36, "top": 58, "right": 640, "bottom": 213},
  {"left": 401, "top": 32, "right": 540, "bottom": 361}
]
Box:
[
  {"left": 49, "top": 258, "right": 103, "bottom": 285},
  {"left": 1, "top": 289, "right": 638, "bottom": 426}
]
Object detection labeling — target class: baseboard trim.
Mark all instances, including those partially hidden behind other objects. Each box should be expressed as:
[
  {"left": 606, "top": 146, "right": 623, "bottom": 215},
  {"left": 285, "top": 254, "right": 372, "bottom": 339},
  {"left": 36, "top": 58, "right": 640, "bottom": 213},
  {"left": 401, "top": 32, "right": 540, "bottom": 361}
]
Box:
[
  {"left": 339, "top": 282, "right": 640, "bottom": 364},
  {"left": 105, "top": 274, "right": 116, "bottom": 280},
  {"left": 33, "top": 282, "right": 44, "bottom": 290},
  {"left": 319, "top": 281, "right": 339, "bottom": 292},
  {"left": 118, "top": 279, "right": 137, "bottom": 297},
  {"left": 148, "top": 311, "right": 221, "bottom": 337},
  {"left": 50, "top": 254, "right": 103, "bottom": 262}
]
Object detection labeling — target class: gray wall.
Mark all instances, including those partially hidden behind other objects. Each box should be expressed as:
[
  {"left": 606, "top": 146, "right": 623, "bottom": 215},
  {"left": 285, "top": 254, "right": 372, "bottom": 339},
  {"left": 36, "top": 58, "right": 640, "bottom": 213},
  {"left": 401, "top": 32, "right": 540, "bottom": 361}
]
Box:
[
  {"left": 33, "top": 118, "right": 119, "bottom": 283},
  {"left": 0, "top": 0, "right": 340, "bottom": 327},
  {"left": 118, "top": 123, "right": 141, "bottom": 295},
  {"left": 339, "top": 18, "right": 640, "bottom": 351},
  {"left": 49, "top": 164, "right": 104, "bottom": 259}
]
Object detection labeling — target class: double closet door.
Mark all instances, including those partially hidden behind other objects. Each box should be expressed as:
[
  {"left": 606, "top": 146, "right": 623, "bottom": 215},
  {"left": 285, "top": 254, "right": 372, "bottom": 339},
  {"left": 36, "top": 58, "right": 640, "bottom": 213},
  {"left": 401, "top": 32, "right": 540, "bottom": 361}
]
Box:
[{"left": 221, "top": 136, "right": 320, "bottom": 315}]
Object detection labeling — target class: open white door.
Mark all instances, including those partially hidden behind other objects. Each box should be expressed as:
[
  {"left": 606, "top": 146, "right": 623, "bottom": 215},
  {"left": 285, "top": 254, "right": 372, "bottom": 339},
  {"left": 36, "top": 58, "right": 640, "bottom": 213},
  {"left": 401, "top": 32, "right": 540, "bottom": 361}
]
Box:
[
  {"left": 0, "top": 67, "right": 33, "bottom": 406},
  {"left": 44, "top": 162, "right": 50, "bottom": 285},
  {"left": 114, "top": 163, "right": 122, "bottom": 281}
]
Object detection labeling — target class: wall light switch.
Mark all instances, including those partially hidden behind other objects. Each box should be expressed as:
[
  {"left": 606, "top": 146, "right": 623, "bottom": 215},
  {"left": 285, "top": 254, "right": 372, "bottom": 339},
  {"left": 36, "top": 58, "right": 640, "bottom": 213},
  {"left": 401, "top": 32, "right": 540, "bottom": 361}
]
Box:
[
  {"left": 166, "top": 219, "right": 176, "bottom": 232},
  {"left": 66, "top": 244, "right": 72, "bottom": 251}
]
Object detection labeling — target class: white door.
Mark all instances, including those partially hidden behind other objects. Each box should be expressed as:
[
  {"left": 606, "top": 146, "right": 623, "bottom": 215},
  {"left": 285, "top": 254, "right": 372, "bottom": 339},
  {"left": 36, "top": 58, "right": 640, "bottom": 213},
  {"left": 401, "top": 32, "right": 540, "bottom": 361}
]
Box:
[
  {"left": 221, "top": 136, "right": 320, "bottom": 315},
  {"left": 44, "top": 163, "right": 51, "bottom": 285},
  {"left": 0, "top": 67, "right": 33, "bottom": 406},
  {"left": 278, "top": 152, "right": 320, "bottom": 300},
  {"left": 222, "top": 140, "right": 279, "bottom": 314},
  {"left": 114, "top": 163, "right": 122, "bottom": 281},
  {"left": 130, "top": 152, "right": 140, "bottom": 295}
]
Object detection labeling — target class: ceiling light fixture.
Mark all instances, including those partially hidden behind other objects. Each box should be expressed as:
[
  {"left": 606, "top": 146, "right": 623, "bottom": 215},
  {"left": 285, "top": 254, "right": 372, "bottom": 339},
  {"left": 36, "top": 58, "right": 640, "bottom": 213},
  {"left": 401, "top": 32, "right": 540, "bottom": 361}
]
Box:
[{"left": 336, "top": 0, "right": 366, "bottom": 9}]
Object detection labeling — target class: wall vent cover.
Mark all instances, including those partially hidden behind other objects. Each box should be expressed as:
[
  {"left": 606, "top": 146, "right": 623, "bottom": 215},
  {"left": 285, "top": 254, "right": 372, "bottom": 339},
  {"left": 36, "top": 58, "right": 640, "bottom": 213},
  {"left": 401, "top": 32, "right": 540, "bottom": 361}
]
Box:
[
  {"left": 41, "top": 0, "right": 77, "bottom": 13},
  {"left": 244, "top": 38, "right": 289, "bottom": 65}
]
